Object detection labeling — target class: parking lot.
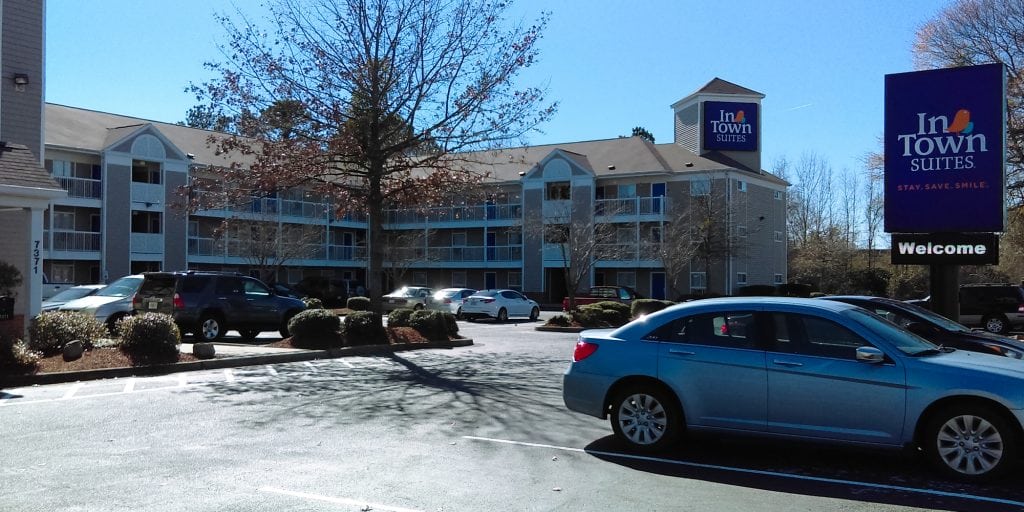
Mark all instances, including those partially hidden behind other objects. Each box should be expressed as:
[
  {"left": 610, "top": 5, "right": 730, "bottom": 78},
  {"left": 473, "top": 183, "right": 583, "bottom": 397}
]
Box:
[{"left": 3, "top": 314, "right": 1024, "bottom": 511}]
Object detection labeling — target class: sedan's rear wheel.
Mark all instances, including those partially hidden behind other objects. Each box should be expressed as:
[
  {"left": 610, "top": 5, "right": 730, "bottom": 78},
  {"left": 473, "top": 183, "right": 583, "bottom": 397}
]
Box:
[
  {"left": 529, "top": 306, "right": 540, "bottom": 321},
  {"left": 924, "top": 403, "right": 1018, "bottom": 481},
  {"left": 455, "top": 307, "right": 463, "bottom": 320},
  {"left": 496, "top": 308, "right": 508, "bottom": 322},
  {"left": 610, "top": 385, "right": 682, "bottom": 451}
]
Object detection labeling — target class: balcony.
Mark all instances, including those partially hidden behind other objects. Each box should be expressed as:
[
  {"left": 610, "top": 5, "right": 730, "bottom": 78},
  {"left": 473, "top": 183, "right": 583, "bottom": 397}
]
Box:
[
  {"left": 385, "top": 203, "right": 522, "bottom": 226},
  {"left": 44, "top": 230, "right": 101, "bottom": 253},
  {"left": 595, "top": 197, "right": 668, "bottom": 219},
  {"left": 54, "top": 176, "right": 101, "bottom": 199},
  {"left": 131, "top": 233, "right": 164, "bottom": 254},
  {"left": 384, "top": 245, "right": 523, "bottom": 265},
  {"left": 131, "top": 182, "right": 164, "bottom": 206},
  {"left": 187, "top": 237, "right": 368, "bottom": 263}
]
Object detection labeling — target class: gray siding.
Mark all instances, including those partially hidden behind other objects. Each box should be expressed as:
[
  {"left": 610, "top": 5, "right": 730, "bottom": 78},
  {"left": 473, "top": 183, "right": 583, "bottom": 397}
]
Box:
[
  {"left": 163, "top": 171, "right": 187, "bottom": 270},
  {"left": 1, "top": 0, "right": 44, "bottom": 160},
  {"left": 104, "top": 164, "right": 131, "bottom": 280},
  {"left": 674, "top": 103, "right": 699, "bottom": 153},
  {"left": 522, "top": 188, "right": 543, "bottom": 292}
]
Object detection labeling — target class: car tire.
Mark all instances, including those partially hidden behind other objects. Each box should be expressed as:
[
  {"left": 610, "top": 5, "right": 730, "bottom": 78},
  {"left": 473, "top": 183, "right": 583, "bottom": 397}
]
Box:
[
  {"left": 497, "top": 308, "right": 508, "bottom": 322},
  {"left": 414, "top": 303, "right": 424, "bottom": 310},
  {"left": 455, "top": 307, "right": 463, "bottom": 320},
  {"left": 610, "top": 385, "right": 683, "bottom": 452},
  {"left": 923, "top": 403, "right": 1019, "bottom": 481},
  {"left": 529, "top": 306, "right": 540, "bottom": 321},
  {"left": 982, "top": 314, "right": 1010, "bottom": 334},
  {"left": 239, "top": 329, "right": 260, "bottom": 341},
  {"left": 280, "top": 311, "right": 297, "bottom": 338},
  {"left": 197, "top": 313, "right": 224, "bottom": 341}
]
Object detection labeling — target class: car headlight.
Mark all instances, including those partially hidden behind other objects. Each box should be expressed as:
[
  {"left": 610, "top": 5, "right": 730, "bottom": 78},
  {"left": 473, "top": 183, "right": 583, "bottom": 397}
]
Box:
[{"left": 980, "top": 342, "right": 1024, "bottom": 359}]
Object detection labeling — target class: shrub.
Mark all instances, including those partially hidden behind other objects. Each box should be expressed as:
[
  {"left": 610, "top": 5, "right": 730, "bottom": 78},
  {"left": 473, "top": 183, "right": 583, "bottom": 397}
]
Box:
[
  {"left": 582, "top": 301, "right": 631, "bottom": 326},
  {"left": 388, "top": 308, "right": 415, "bottom": 327},
  {"left": 572, "top": 307, "right": 608, "bottom": 328},
  {"left": 546, "top": 314, "right": 572, "bottom": 327},
  {"left": 117, "top": 313, "right": 181, "bottom": 365},
  {"left": 0, "top": 259, "right": 21, "bottom": 297},
  {"left": 28, "top": 311, "right": 109, "bottom": 356},
  {"left": 409, "top": 310, "right": 449, "bottom": 341},
  {"left": 443, "top": 312, "right": 459, "bottom": 337},
  {"left": 0, "top": 336, "right": 40, "bottom": 374},
  {"left": 344, "top": 311, "right": 387, "bottom": 346},
  {"left": 288, "top": 308, "right": 342, "bottom": 349},
  {"left": 631, "top": 299, "right": 675, "bottom": 318},
  {"left": 347, "top": 296, "right": 370, "bottom": 311},
  {"left": 302, "top": 297, "right": 324, "bottom": 309}
]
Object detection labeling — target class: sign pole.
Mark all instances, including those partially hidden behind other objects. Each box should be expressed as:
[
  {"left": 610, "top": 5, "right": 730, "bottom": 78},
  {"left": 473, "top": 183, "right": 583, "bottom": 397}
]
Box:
[{"left": 929, "top": 264, "right": 960, "bottom": 322}]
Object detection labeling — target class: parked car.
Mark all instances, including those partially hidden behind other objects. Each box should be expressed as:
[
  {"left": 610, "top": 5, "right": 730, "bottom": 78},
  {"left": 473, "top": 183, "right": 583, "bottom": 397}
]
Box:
[
  {"left": 132, "top": 271, "right": 306, "bottom": 341},
  {"left": 427, "top": 288, "right": 476, "bottom": 318},
  {"left": 41, "top": 284, "right": 105, "bottom": 312},
  {"left": 293, "top": 277, "right": 367, "bottom": 307},
  {"left": 563, "top": 296, "right": 1024, "bottom": 481},
  {"left": 59, "top": 275, "right": 144, "bottom": 330},
  {"left": 958, "top": 283, "right": 1024, "bottom": 334},
  {"left": 462, "top": 289, "right": 540, "bottom": 322},
  {"left": 823, "top": 295, "right": 1024, "bottom": 359},
  {"left": 562, "top": 285, "right": 643, "bottom": 311},
  {"left": 269, "top": 282, "right": 302, "bottom": 299},
  {"left": 381, "top": 286, "right": 434, "bottom": 312}
]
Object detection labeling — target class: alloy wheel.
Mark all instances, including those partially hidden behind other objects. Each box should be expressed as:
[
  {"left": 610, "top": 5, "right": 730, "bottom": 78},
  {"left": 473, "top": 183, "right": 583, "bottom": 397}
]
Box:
[
  {"left": 935, "top": 414, "right": 1004, "bottom": 476},
  {"left": 616, "top": 393, "right": 668, "bottom": 445}
]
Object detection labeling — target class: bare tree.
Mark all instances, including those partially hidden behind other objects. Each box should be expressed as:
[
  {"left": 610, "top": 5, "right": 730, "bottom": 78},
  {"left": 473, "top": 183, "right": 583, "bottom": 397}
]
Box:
[
  {"left": 188, "top": 0, "right": 556, "bottom": 312},
  {"left": 914, "top": 0, "right": 1024, "bottom": 204},
  {"left": 224, "top": 217, "right": 326, "bottom": 283},
  {"left": 379, "top": 228, "right": 434, "bottom": 291}
]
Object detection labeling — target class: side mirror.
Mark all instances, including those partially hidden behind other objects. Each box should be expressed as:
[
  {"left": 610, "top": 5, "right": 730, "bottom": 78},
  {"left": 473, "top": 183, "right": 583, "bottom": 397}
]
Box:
[{"left": 856, "top": 346, "right": 886, "bottom": 364}]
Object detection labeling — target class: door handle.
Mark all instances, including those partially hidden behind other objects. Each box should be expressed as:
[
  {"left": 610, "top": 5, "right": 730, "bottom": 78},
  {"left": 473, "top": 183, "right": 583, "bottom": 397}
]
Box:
[
  {"left": 773, "top": 360, "right": 803, "bottom": 367},
  {"left": 668, "top": 349, "right": 696, "bottom": 355}
]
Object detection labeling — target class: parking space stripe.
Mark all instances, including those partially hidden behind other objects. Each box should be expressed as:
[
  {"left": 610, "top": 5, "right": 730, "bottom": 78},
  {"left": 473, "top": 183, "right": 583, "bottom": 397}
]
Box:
[
  {"left": 340, "top": 360, "right": 355, "bottom": 368},
  {"left": 462, "top": 436, "right": 1024, "bottom": 508},
  {"left": 123, "top": 379, "right": 135, "bottom": 393},
  {"left": 265, "top": 365, "right": 278, "bottom": 376},
  {"left": 303, "top": 362, "right": 319, "bottom": 372},
  {"left": 60, "top": 383, "right": 83, "bottom": 400},
  {"left": 259, "top": 486, "right": 424, "bottom": 512},
  {"left": 178, "top": 373, "right": 187, "bottom": 388},
  {"left": 223, "top": 369, "right": 235, "bottom": 382}
]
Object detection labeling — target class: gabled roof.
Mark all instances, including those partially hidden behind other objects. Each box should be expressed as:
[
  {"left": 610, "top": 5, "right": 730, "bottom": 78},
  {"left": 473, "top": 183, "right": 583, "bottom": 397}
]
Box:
[
  {"left": 695, "top": 77, "right": 764, "bottom": 97},
  {"left": 0, "top": 142, "right": 62, "bottom": 190}
]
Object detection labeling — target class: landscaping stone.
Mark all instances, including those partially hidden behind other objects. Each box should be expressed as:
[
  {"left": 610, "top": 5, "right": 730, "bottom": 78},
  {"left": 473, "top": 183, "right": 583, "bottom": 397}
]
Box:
[
  {"left": 62, "top": 340, "right": 84, "bottom": 361},
  {"left": 193, "top": 343, "right": 216, "bottom": 359}
]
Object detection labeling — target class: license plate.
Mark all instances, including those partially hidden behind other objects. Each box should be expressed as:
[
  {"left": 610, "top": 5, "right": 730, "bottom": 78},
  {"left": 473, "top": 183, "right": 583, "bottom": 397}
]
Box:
[{"left": 148, "top": 301, "right": 159, "bottom": 310}]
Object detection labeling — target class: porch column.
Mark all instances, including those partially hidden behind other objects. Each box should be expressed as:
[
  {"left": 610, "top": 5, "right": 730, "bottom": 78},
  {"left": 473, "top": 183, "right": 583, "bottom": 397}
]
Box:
[{"left": 24, "top": 207, "right": 44, "bottom": 321}]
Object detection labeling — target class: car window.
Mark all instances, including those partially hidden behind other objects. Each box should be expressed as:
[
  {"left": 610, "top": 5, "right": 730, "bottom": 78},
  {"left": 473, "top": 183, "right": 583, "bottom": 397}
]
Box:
[
  {"left": 96, "top": 276, "right": 142, "bottom": 297},
  {"left": 645, "top": 312, "right": 758, "bottom": 349},
  {"left": 180, "top": 276, "right": 206, "bottom": 293},
  {"left": 772, "top": 313, "right": 871, "bottom": 360},
  {"left": 619, "top": 288, "right": 631, "bottom": 300},
  {"left": 215, "top": 277, "right": 243, "bottom": 295},
  {"left": 501, "top": 291, "right": 520, "bottom": 300},
  {"left": 244, "top": 279, "right": 270, "bottom": 296}
]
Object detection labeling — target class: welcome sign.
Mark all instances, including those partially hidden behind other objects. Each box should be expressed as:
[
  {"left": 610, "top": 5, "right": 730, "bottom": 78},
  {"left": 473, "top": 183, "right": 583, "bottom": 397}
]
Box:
[
  {"left": 703, "top": 101, "right": 758, "bottom": 152},
  {"left": 884, "top": 63, "right": 1006, "bottom": 233}
]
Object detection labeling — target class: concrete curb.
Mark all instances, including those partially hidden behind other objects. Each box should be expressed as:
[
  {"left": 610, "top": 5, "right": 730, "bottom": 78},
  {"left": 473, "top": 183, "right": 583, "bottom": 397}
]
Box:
[
  {"left": 534, "top": 326, "right": 585, "bottom": 333},
  {"left": 0, "top": 338, "right": 473, "bottom": 388}
]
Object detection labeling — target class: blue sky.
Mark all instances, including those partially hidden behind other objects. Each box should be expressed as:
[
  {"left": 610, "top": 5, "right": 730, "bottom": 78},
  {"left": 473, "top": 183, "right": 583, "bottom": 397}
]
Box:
[{"left": 46, "top": 0, "right": 948, "bottom": 177}]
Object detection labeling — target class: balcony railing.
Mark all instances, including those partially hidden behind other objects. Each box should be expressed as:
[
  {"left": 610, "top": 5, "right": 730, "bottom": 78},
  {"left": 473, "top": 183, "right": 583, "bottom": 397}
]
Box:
[
  {"left": 54, "top": 176, "right": 102, "bottom": 199},
  {"left": 45, "top": 230, "right": 102, "bottom": 252},
  {"left": 595, "top": 242, "right": 663, "bottom": 261},
  {"left": 384, "top": 245, "right": 523, "bottom": 263},
  {"left": 595, "top": 197, "right": 667, "bottom": 217},
  {"left": 190, "top": 191, "right": 367, "bottom": 223},
  {"left": 131, "top": 182, "right": 164, "bottom": 205},
  {"left": 385, "top": 203, "right": 522, "bottom": 224},
  {"left": 131, "top": 233, "right": 164, "bottom": 254},
  {"left": 187, "top": 236, "right": 367, "bottom": 262}
]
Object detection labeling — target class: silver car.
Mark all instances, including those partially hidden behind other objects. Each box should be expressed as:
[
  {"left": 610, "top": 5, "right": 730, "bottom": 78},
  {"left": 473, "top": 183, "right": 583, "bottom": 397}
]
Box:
[
  {"left": 41, "top": 284, "right": 105, "bottom": 312},
  {"left": 427, "top": 288, "right": 476, "bottom": 318},
  {"left": 563, "top": 296, "right": 1024, "bottom": 481},
  {"left": 59, "top": 275, "right": 144, "bottom": 330}
]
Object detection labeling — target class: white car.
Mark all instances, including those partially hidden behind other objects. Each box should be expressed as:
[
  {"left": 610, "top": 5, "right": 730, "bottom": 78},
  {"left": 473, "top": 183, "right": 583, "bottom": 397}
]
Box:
[
  {"left": 427, "top": 288, "right": 477, "bottom": 318},
  {"left": 461, "top": 289, "right": 540, "bottom": 322},
  {"left": 41, "top": 284, "right": 105, "bottom": 312},
  {"left": 59, "top": 275, "right": 144, "bottom": 330},
  {"left": 381, "top": 286, "right": 434, "bottom": 312}
]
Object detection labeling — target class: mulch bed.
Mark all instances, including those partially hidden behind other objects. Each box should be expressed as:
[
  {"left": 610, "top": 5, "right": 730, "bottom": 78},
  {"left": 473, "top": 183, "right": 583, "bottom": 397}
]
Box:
[{"left": 35, "top": 349, "right": 199, "bottom": 374}]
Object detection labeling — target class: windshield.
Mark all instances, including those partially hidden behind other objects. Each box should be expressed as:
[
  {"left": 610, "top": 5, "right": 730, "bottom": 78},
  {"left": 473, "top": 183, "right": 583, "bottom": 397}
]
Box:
[
  {"left": 96, "top": 276, "right": 143, "bottom": 297},
  {"left": 473, "top": 290, "right": 499, "bottom": 298},
  {"left": 883, "top": 299, "right": 971, "bottom": 332},
  {"left": 843, "top": 308, "right": 938, "bottom": 355},
  {"left": 46, "top": 287, "right": 97, "bottom": 302}
]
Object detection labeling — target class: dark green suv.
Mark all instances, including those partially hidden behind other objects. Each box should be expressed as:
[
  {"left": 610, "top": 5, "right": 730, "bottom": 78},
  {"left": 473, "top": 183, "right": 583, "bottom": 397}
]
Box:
[{"left": 132, "top": 271, "right": 306, "bottom": 341}]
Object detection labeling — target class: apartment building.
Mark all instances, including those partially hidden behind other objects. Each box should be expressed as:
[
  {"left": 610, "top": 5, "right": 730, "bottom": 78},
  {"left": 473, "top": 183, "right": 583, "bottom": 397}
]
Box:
[{"left": 41, "top": 78, "right": 787, "bottom": 303}]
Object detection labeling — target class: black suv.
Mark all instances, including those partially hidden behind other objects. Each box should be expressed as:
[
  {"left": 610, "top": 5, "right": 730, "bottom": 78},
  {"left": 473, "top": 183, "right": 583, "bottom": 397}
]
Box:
[
  {"left": 133, "top": 271, "right": 306, "bottom": 341},
  {"left": 958, "top": 283, "right": 1024, "bottom": 334}
]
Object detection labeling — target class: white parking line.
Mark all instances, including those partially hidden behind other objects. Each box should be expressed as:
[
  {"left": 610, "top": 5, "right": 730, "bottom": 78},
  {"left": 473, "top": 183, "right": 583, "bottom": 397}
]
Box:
[
  {"left": 178, "top": 373, "right": 187, "bottom": 388},
  {"left": 60, "top": 383, "right": 83, "bottom": 400},
  {"left": 123, "top": 378, "right": 136, "bottom": 393},
  {"left": 223, "top": 369, "right": 235, "bottom": 382},
  {"left": 265, "top": 365, "right": 278, "bottom": 376},
  {"left": 303, "top": 362, "right": 319, "bottom": 372},
  {"left": 462, "top": 436, "right": 1024, "bottom": 508},
  {"left": 259, "top": 486, "right": 424, "bottom": 512},
  {"left": 340, "top": 360, "right": 355, "bottom": 368}
]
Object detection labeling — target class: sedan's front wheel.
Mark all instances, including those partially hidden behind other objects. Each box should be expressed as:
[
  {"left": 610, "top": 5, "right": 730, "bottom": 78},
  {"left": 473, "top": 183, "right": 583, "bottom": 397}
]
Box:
[
  {"left": 610, "top": 385, "right": 682, "bottom": 452},
  {"left": 924, "top": 404, "right": 1018, "bottom": 481}
]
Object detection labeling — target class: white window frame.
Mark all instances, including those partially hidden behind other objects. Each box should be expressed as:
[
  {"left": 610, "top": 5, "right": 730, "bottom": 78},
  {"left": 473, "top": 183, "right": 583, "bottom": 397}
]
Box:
[
  {"left": 774, "top": 274, "right": 784, "bottom": 284},
  {"left": 774, "top": 190, "right": 783, "bottom": 200},
  {"left": 690, "top": 272, "right": 707, "bottom": 291},
  {"left": 617, "top": 271, "right": 636, "bottom": 288},
  {"left": 412, "top": 272, "right": 428, "bottom": 287},
  {"left": 690, "top": 178, "right": 711, "bottom": 197},
  {"left": 736, "top": 272, "right": 748, "bottom": 285},
  {"left": 737, "top": 225, "right": 747, "bottom": 238},
  {"left": 451, "top": 232, "right": 467, "bottom": 247},
  {"left": 452, "top": 271, "right": 467, "bottom": 287},
  {"left": 736, "top": 180, "right": 747, "bottom": 192},
  {"left": 508, "top": 271, "right": 522, "bottom": 290},
  {"left": 774, "top": 231, "right": 784, "bottom": 242},
  {"left": 51, "top": 263, "right": 75, "bottom": 283},
  {"left": 54, "top": 211, "right": 75, "bottom": 231}
]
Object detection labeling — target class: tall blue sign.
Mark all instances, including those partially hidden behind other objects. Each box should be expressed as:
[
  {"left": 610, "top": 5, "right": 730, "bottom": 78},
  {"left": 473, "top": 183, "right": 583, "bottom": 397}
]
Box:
[
  {"left": 884, "top": 63, "right": 1006, "bottom": 233},
  {"left": 703, "top": 101, "right": 758, "bottom": 152}
]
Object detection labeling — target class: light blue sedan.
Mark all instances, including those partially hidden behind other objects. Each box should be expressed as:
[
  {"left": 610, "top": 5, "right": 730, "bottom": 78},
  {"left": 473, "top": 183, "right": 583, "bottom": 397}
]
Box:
[{"left": 563, "top": 297, "right": 1024, "bottom": 481}]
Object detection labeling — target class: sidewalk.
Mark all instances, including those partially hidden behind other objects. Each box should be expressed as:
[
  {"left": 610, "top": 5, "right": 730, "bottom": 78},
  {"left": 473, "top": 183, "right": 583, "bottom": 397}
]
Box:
[{"left": 2, "top": 338, "right": 473, "bottom": 387}]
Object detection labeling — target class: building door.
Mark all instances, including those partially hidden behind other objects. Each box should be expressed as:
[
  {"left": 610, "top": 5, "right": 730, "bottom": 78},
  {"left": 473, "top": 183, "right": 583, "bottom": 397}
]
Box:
[
  {"left": 484, "top": 272, "right": 496, "bottom": 290},
  {"left": 651, "top": 272, "right": 666, "bottom": 300},
  {"left": 545, "top": 268, "right": 567, "bottom": 304},
  {"left": 486, "top": 232, "right": 496, "bottom": 261},
  {"left": 651, "top": 182, "right": 666, "bottom": 213}
]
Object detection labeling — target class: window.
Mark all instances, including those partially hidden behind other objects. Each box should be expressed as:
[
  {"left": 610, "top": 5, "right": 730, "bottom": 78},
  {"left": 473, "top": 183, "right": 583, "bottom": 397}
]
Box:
[
  {"left": 544, "top": 225, "right": 568, "bottom": 244},
  {"left": 617, "top": 271, "right": 636, "bottom": 288},
  {"left": 452, "top": 271, "right": 467, "bottom": 287},
  {"left": 287, "top": 269, "right": 303, "bottom": 284},
  {"left": 508, "top": 271, "right": 522, "bottom": 290},
  {"left": 188, "top": 221, "right": 199, "bottom": 237},
  {"left": 244, "top": 279, "right": 270, "bottom": 296},
  {"left": 54, "top": 211, "right": 75, "bottom": 230},
  {"left": 774, "top": 231, "right": 784, "bottom": 242},
  {"left": 647, "top": 312, "right": 758, "bottom": 349},
  {"left": 737, "top": 225, "right": 747, "bottom": 238},
  {"left": 131, "top": 160, "right": 161, "bottom": 184},
  {"left": 690, "top": 272, "right": 706, "bottom": 291},
  {"left": 649, "top": 226, "right": 662, "bottom": 243},
  {"left": 215, "top": 277, "right": 244, "bottom": 295},
  {"left": 130, "top": 211, "right": 162, "bottom": 233},
  {"left": 546, "top": 181, "right": 571, "bottom": 200},
  {"left": 616, "top": 227, "right": 634, "bottom": 244},
  {"left": 690, "top": 178, "right": 711, "bottom": 196},
  {"left": 46, "top": 159, "right": 72, "bottom": 177},
  {"left": 771, "top": 313, "right": 870, "bottom": 360},
  {"left": 51, "top": 263, "right": 74, "bottom": 283},
  {"left": 736, "top": 272, "right": 748, "bottom": 285},
  {"left": 736, "top": 180, "right": 747, "bottom": 192},
  {"left": 508, "top": 232, "right": 523, "bottom": 245},
  {"left": 774, "top": 190, "right": 783, "bottom": 200},
  {"left": 619, "top": 184, "right": 636, "bottom": 198},
  {"left": 774, "top": 274, "right": 784, "bottom": 284},
  {"left": 452, "top": 232, "right": 467, "bottom": 247},
  {"left": 413, "top": 272, "right": 427, "bottom": 286}
]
